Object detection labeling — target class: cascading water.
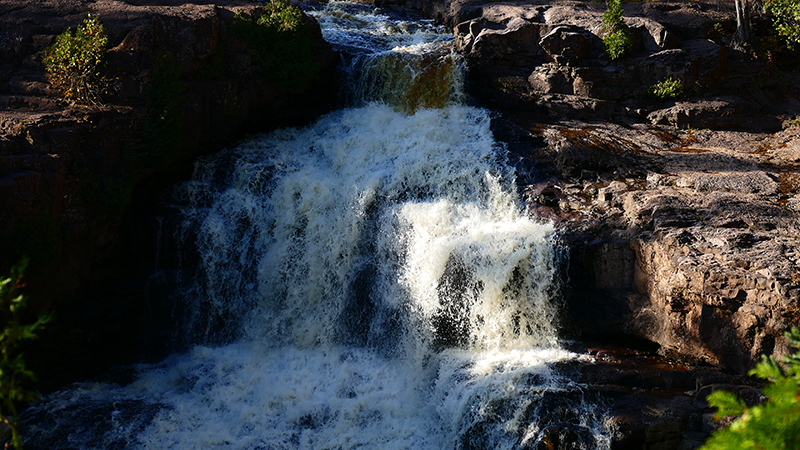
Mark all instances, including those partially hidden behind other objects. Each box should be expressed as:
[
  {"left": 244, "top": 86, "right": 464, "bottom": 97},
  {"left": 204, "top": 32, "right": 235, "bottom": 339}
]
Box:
[{"left": 19, "top": 3, "right": 613, "bottom": 449}]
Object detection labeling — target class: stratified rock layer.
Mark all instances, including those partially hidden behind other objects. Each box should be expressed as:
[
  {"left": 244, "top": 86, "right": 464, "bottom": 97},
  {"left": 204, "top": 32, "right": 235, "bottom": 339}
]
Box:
[{"left": 379, "top": 0, "right": 799, "bottom": 131}]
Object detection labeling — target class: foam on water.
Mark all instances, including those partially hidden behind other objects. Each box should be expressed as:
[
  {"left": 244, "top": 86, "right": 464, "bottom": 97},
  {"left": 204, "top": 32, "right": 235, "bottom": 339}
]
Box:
[
  {"left": 308, "top": 1, "right": 450, "bottom": 55},
  {"left": 168, "top": 104, "right": 557, "bottom": 356},
  {"left": 309, "top": 1, "right": 461, "bottom": 111}
]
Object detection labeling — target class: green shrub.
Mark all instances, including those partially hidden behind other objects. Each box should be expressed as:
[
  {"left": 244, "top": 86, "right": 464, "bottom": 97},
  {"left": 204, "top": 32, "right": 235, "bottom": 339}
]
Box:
[
  {"left": 700, "top": 326, "right": 800, "bottom": 450},
  {"left": 602, "top": 0, "right": 634, "bottom": 60},
  {"left": 645, "top": 77, "right": 685, "bottom": 99},
  {"left": 1, "top": 260, "right": 51, "bottom": 450},
  {"left": 233, "top": 0, "right": 319, "bottom": 90},
  {"left": 43, "top": 14, "right": 111, "bottom": 105},
  {"left": 255, "top": 0, "right": 305, "bottom": 32},
  {"left": 765, "top": 0, "right": 800, "bottom": 50}
]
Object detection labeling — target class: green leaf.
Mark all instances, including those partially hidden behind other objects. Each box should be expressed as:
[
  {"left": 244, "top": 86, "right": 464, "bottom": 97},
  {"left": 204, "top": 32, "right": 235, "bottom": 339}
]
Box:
[
  {"left": 0, "top": 259, "right": 49, "bottom": 449},
  {"left": 707, "top": 390, "right": 747, "bottom": 417},
  {"left": 750, "top": 355, "right": 785, "bottom": 381},
  {"left": 701, "top": 323, "right": 800, "bottom": 450}
]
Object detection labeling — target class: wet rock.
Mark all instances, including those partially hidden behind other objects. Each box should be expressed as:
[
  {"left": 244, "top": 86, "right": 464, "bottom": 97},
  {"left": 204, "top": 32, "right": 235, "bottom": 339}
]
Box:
[
  {"left": 534, "top": 425, "right": 583, "bottom": 450},
  {"left": 574, "top": 344, "right": 761, "bottom": 450}
]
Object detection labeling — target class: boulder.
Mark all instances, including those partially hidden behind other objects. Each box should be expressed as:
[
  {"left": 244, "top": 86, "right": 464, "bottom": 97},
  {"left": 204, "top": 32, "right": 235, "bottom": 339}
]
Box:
[
  {"left": 539, "top": 25, "right": 601, "bottom": 66},
  {"left": 528, "top": 63, "right": 572, "bottom": 95},
  {"left": 647, "top": 96, "right": 784, "bottom": 132},
  {"left": 455, "top": 7, "right": 551, "bottom": 79},
  {"left": 627, "top": 16, "right": 682, "bottom": 52}
]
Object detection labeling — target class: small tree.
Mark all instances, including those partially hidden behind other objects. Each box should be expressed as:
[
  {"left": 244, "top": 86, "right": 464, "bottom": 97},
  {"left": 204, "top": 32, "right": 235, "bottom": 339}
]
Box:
[
  {"left": 43, "top": 14, "right": 110, "bottom": 105},
  {"left": 602, "top": 0, "right": 634, "bottom": 60},
  {"left": 700, "top": 326, "right": 800, "bottom": 450},
  {"left": 1, "top": 260, "right": 51, "bottom": 450}
]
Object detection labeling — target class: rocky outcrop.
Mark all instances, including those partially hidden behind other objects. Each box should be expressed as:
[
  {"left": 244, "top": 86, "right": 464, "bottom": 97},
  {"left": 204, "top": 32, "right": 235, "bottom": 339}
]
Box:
[
  {"left": 487, "top": 110, "right": 800, "bottom": 445},
  {"left": 387, "top": 0, "right": 800, "bottom": 132},
  {"left": 494, "top": 112, "right": 800, "bottom": 375},
  {"left": 450, "top": 1, "right": 730, "bottom": 98},
  {"left": 0, "top": 0, "right": 339, "bottom": 388}
]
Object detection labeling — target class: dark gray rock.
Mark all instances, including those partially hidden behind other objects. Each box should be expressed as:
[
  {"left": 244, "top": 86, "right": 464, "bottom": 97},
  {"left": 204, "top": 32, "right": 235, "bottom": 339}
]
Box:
[{"left": 539, "top": 25, "right": 600, "bottom": 66}]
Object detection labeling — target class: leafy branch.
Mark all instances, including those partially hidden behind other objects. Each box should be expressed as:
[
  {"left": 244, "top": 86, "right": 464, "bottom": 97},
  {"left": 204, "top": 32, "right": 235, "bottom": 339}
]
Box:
[
  {"left": 700, "top": 326, "right": 800, "bottom": 450},
  {"left": 1, "top": 260, "right": 51, "bottom": 450}
]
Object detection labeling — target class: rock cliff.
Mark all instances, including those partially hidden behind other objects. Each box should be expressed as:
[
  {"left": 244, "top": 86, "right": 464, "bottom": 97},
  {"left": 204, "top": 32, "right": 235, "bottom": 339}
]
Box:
[{"left": 0, "top": 0, "right": 339, "bottom": 388}]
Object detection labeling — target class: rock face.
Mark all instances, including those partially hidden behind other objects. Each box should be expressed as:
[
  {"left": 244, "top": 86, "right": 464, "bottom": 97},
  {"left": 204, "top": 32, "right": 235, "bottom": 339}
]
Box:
[
  {"left": 449, "top": 1, "right": 732, "bottom": 104},
  {"left": 0, "top": 0, "right": 339, "bottom": 388},
  {"left": 489, "top": 110, "right": 800, "bottom": 446},
  {"left": 496, "top": 114, "right": 800, "bottom": 375},
  {"left": 379, "top": 0, "right": 800, "bottom": 132}
]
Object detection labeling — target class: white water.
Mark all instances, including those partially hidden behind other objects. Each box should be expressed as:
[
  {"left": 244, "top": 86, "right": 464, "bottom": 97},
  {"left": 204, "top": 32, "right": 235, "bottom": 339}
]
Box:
[{"left": 20, "top": 3, "right": 612, "bottom": 449}]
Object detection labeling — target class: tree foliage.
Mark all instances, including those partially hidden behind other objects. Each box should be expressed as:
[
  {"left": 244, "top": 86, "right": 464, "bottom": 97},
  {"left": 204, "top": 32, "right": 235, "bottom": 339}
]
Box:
[
  {"left": 1, "top": 260, "right": 51, "bottom": 450},
  {"left": 765, "top": 0, "right": 800, "bottom": 49},
  {"left": 43, "top": 14, "right": 110, "bottom": 105},
  {"left": 700, "top": 326, "right": 800, "bottom": 450},
  {"left": 602, "top": 0, "right": 634, "bottom": 60}
]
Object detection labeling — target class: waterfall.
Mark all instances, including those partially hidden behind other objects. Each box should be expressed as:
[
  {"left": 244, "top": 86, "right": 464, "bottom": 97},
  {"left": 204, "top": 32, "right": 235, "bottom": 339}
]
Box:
[{"left": 19, "top": 3, "right": 612, "bottom": 449}]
